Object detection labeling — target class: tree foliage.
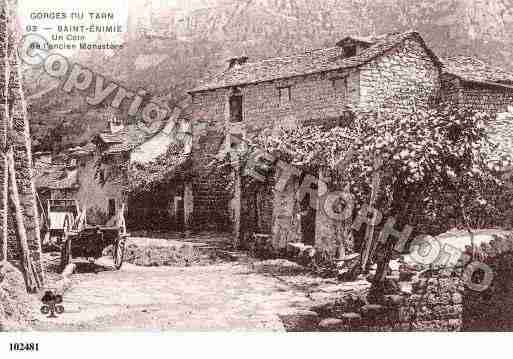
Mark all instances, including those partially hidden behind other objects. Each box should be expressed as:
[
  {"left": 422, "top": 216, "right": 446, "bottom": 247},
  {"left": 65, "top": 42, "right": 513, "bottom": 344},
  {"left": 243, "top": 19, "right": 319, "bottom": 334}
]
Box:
[
  {"left": 128, "top": 142, "right": 188, "bottom": 193},
  {"left": 237, "top": 104, "right": 510, "bottom": 237}
]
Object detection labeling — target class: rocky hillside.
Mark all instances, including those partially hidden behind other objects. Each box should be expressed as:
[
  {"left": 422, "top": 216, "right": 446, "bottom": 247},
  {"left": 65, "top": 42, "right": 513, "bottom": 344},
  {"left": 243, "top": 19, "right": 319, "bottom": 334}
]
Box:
[{"left": 24, "top": 0, "right": 513, "bottom": 152}]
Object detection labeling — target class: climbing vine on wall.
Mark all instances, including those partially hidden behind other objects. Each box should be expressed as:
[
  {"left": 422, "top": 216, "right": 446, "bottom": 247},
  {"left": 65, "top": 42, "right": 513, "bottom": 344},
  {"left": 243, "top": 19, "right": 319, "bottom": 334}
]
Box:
[
  {"left": 214, "top": 103, "right": 511, "bottom": 239},
  {"left": 128, "top": 142, "right": 188, "bottom": 193}
]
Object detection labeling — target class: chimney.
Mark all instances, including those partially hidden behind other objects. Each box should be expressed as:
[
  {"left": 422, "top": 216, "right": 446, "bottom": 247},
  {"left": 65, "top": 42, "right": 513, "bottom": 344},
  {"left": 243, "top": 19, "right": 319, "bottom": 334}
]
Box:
[
  {"left": 33, "top": 151, "right": 52, "bottom": 169},
  {"left": 107, "top": 114, "right": 124, "bottom": 133},
  {"left": 336, "top": 36, "right": 374, "bottom": 57},
  {"left": 227, "top": 56, "right": 249, "bottom": 69}
]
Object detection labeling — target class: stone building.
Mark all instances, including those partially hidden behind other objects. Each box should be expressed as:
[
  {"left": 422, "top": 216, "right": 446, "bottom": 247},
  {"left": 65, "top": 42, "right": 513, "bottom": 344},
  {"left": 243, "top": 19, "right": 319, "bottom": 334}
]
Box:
[
  {"left": 34, "top": 152, "right": 80, "bottom": 203},
  {"left": 441, "top": 55, "right": 513, "bottom": 158},
  {"left": 187, "top": 31, "right": 513, "bottom": 257},
  {"left": 64, "top": 111, "right": 193, "bottom": 230}
]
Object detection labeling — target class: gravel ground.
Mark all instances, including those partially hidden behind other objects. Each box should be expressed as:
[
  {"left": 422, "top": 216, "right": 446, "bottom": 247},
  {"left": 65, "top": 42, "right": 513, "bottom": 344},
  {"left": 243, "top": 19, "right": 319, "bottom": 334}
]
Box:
[{"left": 33, "top": 234, "right": 367, "bottom": 331}]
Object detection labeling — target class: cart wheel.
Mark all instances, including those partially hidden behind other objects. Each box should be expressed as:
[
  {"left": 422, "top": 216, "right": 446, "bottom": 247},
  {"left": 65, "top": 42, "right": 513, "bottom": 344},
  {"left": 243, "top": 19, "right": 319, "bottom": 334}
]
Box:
[
  {"left": 60, "top": 238, "right": 72, "bottom": 271},
  {"left": 63, "top": 214, "right": 72, "bottom": 234},
  {"left": 113, "top": 238, "right": 125, "bottom": 270}
]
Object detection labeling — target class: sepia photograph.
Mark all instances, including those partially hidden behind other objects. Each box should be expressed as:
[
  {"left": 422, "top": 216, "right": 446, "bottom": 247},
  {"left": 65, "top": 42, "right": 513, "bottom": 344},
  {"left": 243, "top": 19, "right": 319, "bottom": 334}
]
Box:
[{"left": 2, "top": 0, "right": 513, "bottom": 355}]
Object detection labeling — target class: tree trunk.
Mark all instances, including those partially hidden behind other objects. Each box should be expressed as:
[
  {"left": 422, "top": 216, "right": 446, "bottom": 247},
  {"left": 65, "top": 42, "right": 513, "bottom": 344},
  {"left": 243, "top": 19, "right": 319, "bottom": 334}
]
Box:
[
  {"left": 0, "top": 0, "right": 43, "bottom": 290},
  {"left": 459, "top": 195, "right": 475, "bottom": 259},
  {"left": 7, "top": 149, "right": 38, "bottom": 292},
  {"left": 0, "top": 0, "right": 8, "bottom": 265},
  {"left": 1, "top": 155, "right": 7, "bottom": 264},
  {"left": 361, "top": 167, "right": 381, "bottom": 271}
]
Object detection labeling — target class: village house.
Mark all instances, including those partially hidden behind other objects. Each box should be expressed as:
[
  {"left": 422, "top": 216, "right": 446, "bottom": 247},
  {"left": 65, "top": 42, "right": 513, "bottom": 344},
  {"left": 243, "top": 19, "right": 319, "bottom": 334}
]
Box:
[
  {"left": 34, "top": 151, "right": 80, "bottom": 203},
  {"left": 35, "top": 108, "right": 193, "bottom": 232},
  {"left": 187, "top": 30, "right": 513, "bottom": 258},
  {"left": 74, "top": 111, "right": 192, "bottom": 229}
]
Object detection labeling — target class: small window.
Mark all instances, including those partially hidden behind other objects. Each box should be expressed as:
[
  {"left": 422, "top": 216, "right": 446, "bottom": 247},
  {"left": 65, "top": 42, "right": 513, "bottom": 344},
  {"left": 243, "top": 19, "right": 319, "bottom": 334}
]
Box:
[
  {"left": 332, "top": 76, "right": 348, "bottom": 95},
  {"left": 344, "top": 45, "right": 357, "bottom": 57},
  {"left": 278, "top": 86, "right": 292, "bottom": 106},
  {"left": 98, "top": 168, "right": 105, "bottom": 183},
  {"left": 108, "top": 199, "right": 116, "bottom": 218},
  {"left": 229, "top": 93, "right": 243, "bottom": 123}
]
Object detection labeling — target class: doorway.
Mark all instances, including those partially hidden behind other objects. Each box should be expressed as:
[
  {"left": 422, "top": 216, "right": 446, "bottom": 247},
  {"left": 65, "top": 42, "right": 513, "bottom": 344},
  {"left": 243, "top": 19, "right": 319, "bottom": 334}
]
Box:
[{"left": 300, "top": 192, "right": 316, "bottom": 246}]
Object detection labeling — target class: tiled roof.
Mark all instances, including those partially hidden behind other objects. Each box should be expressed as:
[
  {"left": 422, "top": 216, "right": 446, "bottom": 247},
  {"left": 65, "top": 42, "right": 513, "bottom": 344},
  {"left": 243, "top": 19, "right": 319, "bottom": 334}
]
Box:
[
  {"left": 190, "top": 31, "right": 441, "bottom": 92},
  {"left": 97, "top": 131, "right": 125, "bottom": 144},
  {"left": 166, "top": 154, "right": 192, "bottom": 180},
  {"left": 442, "top": 56, "right": 513, "bottom": 87},
  {"left": 94, "top": 125, "right": 158, "bottom": 154},
  {"left": 34, "top": 164, "right": 79, "bottom": 190},
  {"left": 67, "top": 144, "right": 95, "bottom": 157},
  {"left": 130, "top": 153, "right": 192, "bottom": 191}
]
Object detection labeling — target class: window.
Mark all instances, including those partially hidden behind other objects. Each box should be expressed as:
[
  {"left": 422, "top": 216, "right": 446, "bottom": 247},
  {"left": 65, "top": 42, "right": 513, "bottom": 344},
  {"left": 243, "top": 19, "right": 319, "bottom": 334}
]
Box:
[
  {"left": 229, "top": 93, "right": 243, "bottom": 123},
  {"left": 108, "top": 199, "right": 116, "bottom": 218},
  {"left": 332, "top": 76, "right": 348, "bottom": 96},
  {"left": 98, "top": 168, "right": 105, "bottom": 183},
  {"left": 344, "top": 45, "right": 357, "bottom": 57},
  {"left": 278, "top": 86, "right": 292, "bottom": 106}
]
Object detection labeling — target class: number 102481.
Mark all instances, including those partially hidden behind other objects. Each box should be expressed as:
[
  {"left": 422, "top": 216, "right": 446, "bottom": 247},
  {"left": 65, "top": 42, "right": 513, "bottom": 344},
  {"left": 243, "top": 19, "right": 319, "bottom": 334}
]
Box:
[{"left": 10, "top": 343, "right": 39, "bottom": 351}]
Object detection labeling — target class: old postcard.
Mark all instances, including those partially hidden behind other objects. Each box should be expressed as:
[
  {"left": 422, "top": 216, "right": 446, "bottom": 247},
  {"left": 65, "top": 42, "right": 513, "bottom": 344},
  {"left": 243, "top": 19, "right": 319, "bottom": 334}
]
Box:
[{"left": 2, "top": 0, "right": 513, "bottom": 355}]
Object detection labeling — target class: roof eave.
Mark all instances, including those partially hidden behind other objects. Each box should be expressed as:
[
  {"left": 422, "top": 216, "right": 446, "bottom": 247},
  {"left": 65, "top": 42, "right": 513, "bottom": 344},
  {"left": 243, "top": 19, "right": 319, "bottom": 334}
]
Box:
[{"left": 457, "top": 76, "right": 513, "bottom": 91}]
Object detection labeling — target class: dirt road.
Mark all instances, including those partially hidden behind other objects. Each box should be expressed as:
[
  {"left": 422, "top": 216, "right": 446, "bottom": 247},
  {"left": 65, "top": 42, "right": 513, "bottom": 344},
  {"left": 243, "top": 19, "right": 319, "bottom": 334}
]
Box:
[{"left": 33, "top": 255, "right": 339, "bottom": 331}]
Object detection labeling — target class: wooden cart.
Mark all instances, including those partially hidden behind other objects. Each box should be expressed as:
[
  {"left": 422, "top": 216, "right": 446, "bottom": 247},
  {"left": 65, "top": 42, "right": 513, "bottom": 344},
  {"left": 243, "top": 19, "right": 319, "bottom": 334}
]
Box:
[
  {"left": 41, "top": 199, "right": 79, "bottom": 246},
  {"left": 60, "top": 204, "right": 128, "bottom": 270}
]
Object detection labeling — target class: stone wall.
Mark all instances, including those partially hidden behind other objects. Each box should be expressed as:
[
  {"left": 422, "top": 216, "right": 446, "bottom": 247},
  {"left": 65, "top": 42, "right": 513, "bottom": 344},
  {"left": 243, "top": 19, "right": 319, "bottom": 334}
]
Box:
[
  {"left": 441, "top": 74, "right": 513, "bottom": 145},
  {"left": 313, "top": 268, "right": 464, "bottom": 332},
  {"left": 240, "top": 179, "right": 274, "bottom": 243},
  {"left": 271, "top": 175, "right": 301, "bottom": 252},
  {"left": 439, "top": 73, "right": 461, "bottom": 105},
  {"left": 359, "top": 38, "right": 441, "bottom": 114},
  {"left": 460, "top": 83, "right": 513, "bottom": 115},
  {"left": 241, "top": 69, "right": 360, "bottom": 132},
  {"left": 190, "top": 36, "right": 441, "bottom": 244},
  {"left": 190, "top": 71, "right": 359, "bottom": 135},
  {"left": 190, "top": 125, "right": 232, "bottom": 230}
]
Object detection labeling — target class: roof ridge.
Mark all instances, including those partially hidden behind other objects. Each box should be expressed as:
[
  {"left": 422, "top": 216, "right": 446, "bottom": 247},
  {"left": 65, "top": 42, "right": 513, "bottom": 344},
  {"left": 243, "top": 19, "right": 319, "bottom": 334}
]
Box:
[
  {"left": 245, "top": 46, "right": 340, "bottom": 65},
  {"left": 442, "top": 55, "right": 513, "bottom": 85},
  {"left": 239, "top": 30, "right": 418, "bottom": 66},
  {"left": 189, "top": 30, "right": 431, "bottom": 93}
]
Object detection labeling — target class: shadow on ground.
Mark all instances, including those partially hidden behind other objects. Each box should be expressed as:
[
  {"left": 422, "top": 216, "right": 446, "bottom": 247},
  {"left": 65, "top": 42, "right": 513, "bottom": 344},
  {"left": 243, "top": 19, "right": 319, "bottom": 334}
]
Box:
[{"left": 72, "top": 261, "right": 117, "bottom": 274}]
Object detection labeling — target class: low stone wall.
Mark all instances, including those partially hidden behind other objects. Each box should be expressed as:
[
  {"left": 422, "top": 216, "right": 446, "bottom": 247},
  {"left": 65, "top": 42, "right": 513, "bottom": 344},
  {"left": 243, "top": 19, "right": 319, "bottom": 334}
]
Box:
[
  {"left": 310, "top": 268, "right": 463, "bottom": 331},
  {"left": 105, "top": 237, "right": 235, "bottom": 267}
]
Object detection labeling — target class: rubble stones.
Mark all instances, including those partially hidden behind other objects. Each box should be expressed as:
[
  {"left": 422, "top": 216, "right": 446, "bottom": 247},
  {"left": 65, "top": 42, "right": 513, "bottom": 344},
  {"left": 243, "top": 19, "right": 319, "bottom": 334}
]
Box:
[
  {"left": 318, "top": 318, "right": 345, "bottom": 331},
  {"left": 279, "top": 309, "right": 320, "bottom": 332},
  {"left": 311, "top": 267, "right": 464, "bottom": 331}
]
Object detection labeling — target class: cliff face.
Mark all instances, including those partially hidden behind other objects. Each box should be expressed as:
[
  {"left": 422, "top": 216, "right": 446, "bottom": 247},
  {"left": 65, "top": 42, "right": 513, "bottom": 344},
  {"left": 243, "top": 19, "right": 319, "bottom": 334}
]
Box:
[{"left": 24, "top": 0, "right": 513, "bottom": 151}]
